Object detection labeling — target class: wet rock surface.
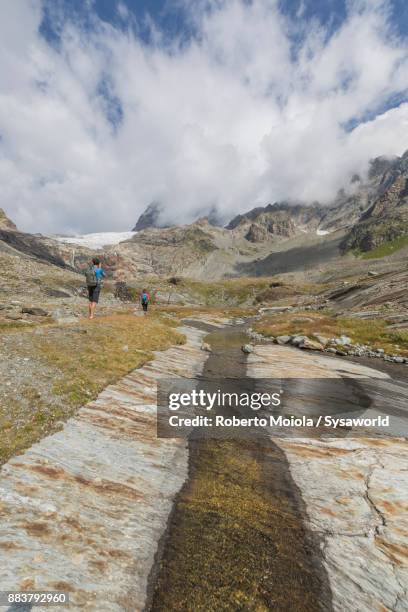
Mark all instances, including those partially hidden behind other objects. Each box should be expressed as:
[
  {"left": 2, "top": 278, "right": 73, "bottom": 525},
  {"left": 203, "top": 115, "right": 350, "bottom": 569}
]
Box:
[{"left": 247, "top": 343, "right": 408, "bottom": 611}]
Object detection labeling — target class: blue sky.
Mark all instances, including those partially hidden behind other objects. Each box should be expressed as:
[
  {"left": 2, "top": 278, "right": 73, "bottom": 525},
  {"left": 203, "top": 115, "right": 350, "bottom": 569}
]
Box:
[
  {"left": 0, "top": 0, "right": 407, "bottom": 233},
  {"left": 40, "top": 0, "right": 408, "bottom": 45}
]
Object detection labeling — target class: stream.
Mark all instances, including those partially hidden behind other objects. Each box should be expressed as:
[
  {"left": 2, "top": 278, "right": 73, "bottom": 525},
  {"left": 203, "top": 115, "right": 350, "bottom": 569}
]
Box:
[{"left": 146, "top": 322, "right": 334, "bottom": 611}]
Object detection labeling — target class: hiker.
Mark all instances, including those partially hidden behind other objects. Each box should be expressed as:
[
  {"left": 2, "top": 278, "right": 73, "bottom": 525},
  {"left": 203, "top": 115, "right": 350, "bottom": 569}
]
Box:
[
  {"left": 85, "top": 258, "right": 105, "bottom": 319},
  {"left": 140, "top": 288, "right": 151, "bottom": 314}
]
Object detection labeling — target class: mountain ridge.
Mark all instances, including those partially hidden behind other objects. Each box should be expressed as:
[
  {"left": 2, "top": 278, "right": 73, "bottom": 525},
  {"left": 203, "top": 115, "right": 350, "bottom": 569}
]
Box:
[{"left": 1, "top": 150, "right": 408, "bottom": 279}]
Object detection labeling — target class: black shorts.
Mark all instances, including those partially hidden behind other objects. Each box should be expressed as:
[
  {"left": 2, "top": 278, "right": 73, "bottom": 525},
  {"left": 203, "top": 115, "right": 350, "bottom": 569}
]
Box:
[
  {"left": 142, "top": 302, "right": 148, "bottom": 311},
  {"left": 88, "top": 284, "right": 101, "bottom": 303}
]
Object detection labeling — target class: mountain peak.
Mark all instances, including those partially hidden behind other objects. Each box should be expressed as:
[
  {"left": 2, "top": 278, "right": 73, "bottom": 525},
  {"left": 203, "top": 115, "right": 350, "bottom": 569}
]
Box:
[
  {"left": 0, "top": 208, "right": 17, "bottom": 231},
  {"left": 132, "top": 202, "right": 168, "bottom": 231}
]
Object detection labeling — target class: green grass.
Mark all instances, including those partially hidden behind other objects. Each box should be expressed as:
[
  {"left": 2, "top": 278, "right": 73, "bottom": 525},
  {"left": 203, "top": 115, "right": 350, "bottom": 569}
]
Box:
[{"left": 359, "top": 235, "right": 408, "bottom": 259}]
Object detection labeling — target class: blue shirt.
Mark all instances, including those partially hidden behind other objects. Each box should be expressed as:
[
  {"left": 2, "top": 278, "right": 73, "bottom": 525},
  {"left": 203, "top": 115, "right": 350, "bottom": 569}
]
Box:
[{"left": 94, "top": 267, "right": 105, "bottom": 282}]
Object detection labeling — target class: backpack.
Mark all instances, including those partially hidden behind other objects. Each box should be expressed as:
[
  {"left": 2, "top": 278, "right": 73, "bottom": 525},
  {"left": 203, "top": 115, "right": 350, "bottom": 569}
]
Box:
[
  {"left": 85, "top": 265, "right": 97, "bottom": 287},
  {"left": 141, "top": 292, "right": 149, "bottom": 305}
]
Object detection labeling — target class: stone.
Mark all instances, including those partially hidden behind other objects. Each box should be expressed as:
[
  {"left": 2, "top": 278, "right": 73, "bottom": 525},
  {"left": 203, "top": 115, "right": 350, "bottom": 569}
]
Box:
[
  {"left": 299, "top": 338, "right": 324, "bottom": 351},
  {"left": 201, "top": 342, "right": 212, "bottom": 352},
  {"left": 241, "top": 344, "right": 254, "bottom": 353},
  {"left": 276, "top": 335, "right": 292, "bottom": 345},
  {"left": 368, "top": 270, "right": 379, "bottom": 276},
  {"left": 21, "top": 307, "right": 49, "bottom": 317},
  {"left": 338, "top": 335, "right": 352, "bottom": 345},
  {"left": 313, "top": 334, "right": 329, "bottom": 346},
  {"left": 290, "top": 335, "right": 307, "bottom": 346},
  {"left": 393, "top": 356, "right": 405, "bottom": 363},
  {"left": 325, "top": 347, "right": 337, "bottom": 354},
  {"left": 6, "top": 314, "right": 22, "bottom": 320}
]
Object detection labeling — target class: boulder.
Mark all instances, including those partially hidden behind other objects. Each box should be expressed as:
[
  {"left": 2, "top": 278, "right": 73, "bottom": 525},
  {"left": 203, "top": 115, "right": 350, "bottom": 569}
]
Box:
[
  {"left": 334, "top": 335, "right": 352, "bottom": 346},
  {"left": 201, "top": 343, "right": 212, "bottom": 352},
  {"left": 313, "top": 334, "right": 329, "bottom": 346},
  {"left": 241, "top": 344, "right": 254, "bottom": 354},
  {"left": 299, "top": 338, "right": 324, "bottom": 351},
  {"left": 290, "top": 335, "right": 307, "bottom": 346},
  {"left": 276, "top": 335, "right": 292, "bottom": 345},
  {"left": 21, "top": 307, "right": 49, "bottom": 317}
]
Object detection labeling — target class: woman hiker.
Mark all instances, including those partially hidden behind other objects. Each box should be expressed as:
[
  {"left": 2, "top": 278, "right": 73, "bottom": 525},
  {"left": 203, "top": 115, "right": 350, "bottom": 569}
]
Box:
[{"left": 140, "top": 288, "right": 151, "bottom": 314}]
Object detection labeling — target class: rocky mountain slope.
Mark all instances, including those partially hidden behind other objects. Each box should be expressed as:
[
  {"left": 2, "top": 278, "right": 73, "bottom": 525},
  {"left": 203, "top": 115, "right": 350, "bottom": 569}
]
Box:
[
  {"left": 226, "top": 202, "right": 324, "bottom": 242},
  {"left": 132, "top": 201, "right": 168, "bottom": 231},
  {"left": 0, "top": 208, "right": 17, "bottom": 230},
  {"left": 341, "top": 151, "right": 408, "bottom": 252},
  {"left": 0, "top": 227, "right": 68, "bottom": 269}
]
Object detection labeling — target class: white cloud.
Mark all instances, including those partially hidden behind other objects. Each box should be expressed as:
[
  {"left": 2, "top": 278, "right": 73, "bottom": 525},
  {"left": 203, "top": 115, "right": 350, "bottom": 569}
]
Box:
[{"left": 0, "top": 0, "right": 407, "bottom": 233}]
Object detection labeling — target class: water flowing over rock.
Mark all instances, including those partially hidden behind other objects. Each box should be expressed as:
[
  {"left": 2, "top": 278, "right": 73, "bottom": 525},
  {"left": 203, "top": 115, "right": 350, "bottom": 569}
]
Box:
[{"left": 247, "top": 343, "right": 408, "bottom": 611}]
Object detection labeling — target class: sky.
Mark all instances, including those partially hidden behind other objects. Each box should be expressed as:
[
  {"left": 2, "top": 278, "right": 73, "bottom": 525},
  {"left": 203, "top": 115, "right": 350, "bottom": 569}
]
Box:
[{"left": 0, "top": 0, "right": 407, "bottom": 234}]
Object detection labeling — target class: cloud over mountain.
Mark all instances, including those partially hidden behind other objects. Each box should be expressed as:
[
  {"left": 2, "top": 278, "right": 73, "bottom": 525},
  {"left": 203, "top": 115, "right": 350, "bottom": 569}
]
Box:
[{"left": 0, "top": 0, "right": 407, "bottom": 233}]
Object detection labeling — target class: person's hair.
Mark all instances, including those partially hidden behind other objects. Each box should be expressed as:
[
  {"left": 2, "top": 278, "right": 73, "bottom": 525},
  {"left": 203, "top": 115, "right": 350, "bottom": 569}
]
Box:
[
  {"left": 142, "top": 288, "right": 146, "bottom": 292},
  {"left": 92, "top": 258, "right": 100, "bottom": 266}
]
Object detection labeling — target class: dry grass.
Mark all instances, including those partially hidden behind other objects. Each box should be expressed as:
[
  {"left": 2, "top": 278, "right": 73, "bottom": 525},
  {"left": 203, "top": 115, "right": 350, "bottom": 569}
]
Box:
[
  {"left": 0, "top": 313, "right": 185, "bottom": 465},
  {"left": 37, "top": 313, "right": 185, "bottom": 406},
  {"left": 179, "top": 277, "right": 328, "bottom": 306},
  {"left": 150, "top": 439, "right": 327, "bottom": 611},
  {"left": 254, "top": 311, "right": 408, "bottom": 356}
]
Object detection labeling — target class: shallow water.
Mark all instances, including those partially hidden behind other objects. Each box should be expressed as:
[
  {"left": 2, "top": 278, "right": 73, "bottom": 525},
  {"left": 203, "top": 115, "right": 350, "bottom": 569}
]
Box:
[{"left": 147, "top": 322, "right": 333, "bottom": 611}]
